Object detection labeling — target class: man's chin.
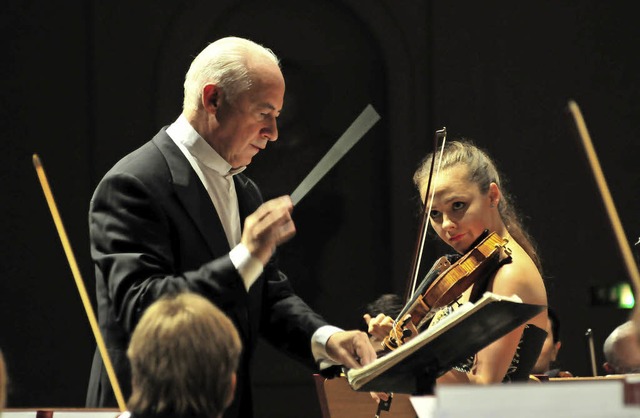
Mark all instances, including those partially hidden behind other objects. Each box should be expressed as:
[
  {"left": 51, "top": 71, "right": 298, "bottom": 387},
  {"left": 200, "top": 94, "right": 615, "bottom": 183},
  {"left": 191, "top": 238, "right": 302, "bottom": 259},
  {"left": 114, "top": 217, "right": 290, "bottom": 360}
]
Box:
[{"left": 232, "top": 156, "right": 252, "bottom": 169}]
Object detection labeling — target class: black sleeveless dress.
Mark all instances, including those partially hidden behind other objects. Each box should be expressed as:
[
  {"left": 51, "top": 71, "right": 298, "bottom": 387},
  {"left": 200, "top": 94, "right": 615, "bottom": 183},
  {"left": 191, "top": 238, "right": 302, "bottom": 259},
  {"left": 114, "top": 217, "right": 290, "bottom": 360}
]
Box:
[
  {"left": 449, "top": 322, "right": 547, "bottom": 382},
  {"left": 430, "top": 256, "right": 547, "bottom": 382}
]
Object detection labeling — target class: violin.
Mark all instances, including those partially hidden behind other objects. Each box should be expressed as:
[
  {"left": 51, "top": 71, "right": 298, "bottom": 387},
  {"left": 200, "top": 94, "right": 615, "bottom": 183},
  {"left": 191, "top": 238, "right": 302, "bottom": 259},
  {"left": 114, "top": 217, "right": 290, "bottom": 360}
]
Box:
[{"left": 382, "top": 230, "right": 511, "bottom": 351}]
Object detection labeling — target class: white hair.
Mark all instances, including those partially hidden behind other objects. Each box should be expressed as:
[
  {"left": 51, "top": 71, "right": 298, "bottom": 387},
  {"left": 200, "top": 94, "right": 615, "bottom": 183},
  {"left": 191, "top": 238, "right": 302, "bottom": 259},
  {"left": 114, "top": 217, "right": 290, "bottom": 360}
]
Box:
[{"left": 182, "top": 37, "right": 280, "bottom": 113}]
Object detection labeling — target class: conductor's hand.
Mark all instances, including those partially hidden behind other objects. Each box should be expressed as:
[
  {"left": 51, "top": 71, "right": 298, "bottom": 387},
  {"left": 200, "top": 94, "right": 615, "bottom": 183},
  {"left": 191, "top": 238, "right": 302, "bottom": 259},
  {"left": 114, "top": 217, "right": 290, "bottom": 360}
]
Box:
[
  {"left": 241, "top": 196, "right": 296, "bottom": 265},
  {"left": 326, "top": 330, "right": 377, "bottom": 369}
]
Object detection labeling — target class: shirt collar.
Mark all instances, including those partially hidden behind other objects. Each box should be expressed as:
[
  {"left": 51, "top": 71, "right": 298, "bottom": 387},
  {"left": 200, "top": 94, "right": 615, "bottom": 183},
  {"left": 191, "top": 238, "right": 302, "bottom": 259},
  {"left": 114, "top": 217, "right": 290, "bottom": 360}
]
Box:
[{"left": 167, "top": 114, "right": 246, "bottom": 177}]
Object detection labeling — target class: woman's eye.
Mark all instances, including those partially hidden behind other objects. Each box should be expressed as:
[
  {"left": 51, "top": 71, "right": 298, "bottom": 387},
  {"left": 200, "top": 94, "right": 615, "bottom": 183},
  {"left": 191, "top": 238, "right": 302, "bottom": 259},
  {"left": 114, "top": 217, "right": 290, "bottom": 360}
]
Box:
[
  {"left": 452, "top": 201, "right": 466, "bottom": 210},
  {"left": 429, "top": 210, "right": 442, "bottom": 220}
]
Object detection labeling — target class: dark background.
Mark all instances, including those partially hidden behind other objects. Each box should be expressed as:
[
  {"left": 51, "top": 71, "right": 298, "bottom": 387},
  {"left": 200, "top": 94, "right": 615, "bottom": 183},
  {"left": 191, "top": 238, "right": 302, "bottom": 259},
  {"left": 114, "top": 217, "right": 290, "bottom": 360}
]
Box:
[{"left": 2, "top": 1, "right": 639, "bottom": 416}]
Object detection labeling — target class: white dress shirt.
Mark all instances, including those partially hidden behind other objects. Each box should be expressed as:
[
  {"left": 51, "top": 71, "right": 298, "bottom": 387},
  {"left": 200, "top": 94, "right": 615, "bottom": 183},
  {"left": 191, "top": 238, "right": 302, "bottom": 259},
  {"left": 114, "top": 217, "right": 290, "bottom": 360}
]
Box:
[
  {"left": 167, "top": 115, "right": 263, "bottom": 290},
  {"left": 166, "top": 115, "right": 341, "bottom": 367}
]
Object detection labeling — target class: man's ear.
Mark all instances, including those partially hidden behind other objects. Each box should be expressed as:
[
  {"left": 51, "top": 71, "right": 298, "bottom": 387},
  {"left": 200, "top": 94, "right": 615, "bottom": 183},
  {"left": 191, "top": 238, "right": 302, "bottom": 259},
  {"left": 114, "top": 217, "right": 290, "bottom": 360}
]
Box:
[
  {"left": 603, "top": 362, "right": 615, "bottom": 374},
  {"left": 225, "top": 372, "right": 237, "bottom": 408},
  {"left": 202, "top": 84, "right": 220, "bottom": 113}
]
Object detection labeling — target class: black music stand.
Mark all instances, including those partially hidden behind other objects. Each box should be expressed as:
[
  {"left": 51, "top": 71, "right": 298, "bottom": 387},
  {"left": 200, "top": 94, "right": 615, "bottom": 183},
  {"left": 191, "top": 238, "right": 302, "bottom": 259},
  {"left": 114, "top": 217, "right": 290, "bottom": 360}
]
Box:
[{"left": 346, "top": 292, "right": 545, "bottom": 395}]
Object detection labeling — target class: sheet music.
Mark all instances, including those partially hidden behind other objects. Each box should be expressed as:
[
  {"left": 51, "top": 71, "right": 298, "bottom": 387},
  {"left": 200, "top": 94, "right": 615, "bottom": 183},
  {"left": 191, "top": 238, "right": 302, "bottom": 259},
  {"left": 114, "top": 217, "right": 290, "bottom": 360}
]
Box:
[{"left": 346, "top": 292, "right": 528, "bottom": 391}]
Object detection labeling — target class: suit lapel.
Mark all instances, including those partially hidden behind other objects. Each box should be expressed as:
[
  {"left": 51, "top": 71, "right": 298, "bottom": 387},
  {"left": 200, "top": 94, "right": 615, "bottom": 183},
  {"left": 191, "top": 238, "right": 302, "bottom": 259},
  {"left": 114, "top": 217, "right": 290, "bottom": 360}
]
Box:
[
  {"left": 152, "top": 130, "right": 230, "bottom": 257},
  {"left": 234, "top": 174, "right": 261, "bottom": 222},
  {"left": 152, "top": 130, "right": 255, "bottom": 344}
]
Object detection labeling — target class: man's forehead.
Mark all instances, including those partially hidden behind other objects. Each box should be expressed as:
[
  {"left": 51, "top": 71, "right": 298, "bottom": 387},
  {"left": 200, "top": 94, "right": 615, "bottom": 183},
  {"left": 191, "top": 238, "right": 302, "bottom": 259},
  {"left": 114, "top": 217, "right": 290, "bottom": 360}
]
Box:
[{"left": 257, "top": 101, "right": 282, "bottom": 113}]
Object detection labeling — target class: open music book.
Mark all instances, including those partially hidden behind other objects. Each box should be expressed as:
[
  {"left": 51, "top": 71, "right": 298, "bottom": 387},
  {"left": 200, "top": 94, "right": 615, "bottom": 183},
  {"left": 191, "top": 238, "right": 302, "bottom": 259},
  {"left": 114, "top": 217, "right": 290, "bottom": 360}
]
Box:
[{"left": 346, "top": 292, "right": 545, "bottom": 394}]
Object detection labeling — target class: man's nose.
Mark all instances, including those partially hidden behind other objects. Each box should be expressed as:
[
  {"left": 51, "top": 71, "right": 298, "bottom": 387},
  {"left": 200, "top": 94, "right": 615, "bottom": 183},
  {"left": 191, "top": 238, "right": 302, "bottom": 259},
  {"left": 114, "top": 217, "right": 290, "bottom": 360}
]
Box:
[{"left": 262, "top": 117, "right": 278, "bottom": 141}]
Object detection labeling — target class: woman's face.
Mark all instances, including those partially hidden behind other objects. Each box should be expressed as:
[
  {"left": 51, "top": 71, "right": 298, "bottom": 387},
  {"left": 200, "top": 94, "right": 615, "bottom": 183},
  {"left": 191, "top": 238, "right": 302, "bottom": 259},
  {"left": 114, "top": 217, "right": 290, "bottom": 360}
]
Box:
[{"left": 424, "top": 165, "right": 495, "bottom": 254}]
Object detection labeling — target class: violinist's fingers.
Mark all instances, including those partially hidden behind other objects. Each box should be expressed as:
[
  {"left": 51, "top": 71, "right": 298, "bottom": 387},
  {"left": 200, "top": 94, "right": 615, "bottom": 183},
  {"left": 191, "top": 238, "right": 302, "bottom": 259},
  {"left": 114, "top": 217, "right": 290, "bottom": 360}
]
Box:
[
  {"left": 366, "top": 313, "right": 384, "bottom": 332},
  {"left": 367, "top": 314, "right": 394, "bottom": 339},
  {"left": 363, "top": 313, "right": 372, "bottom": 325},
  {"left": 381, "top": 315, "right": 394, "bottom": 327},
  {"left": 370, "top": 391, "right": 389, "bottom": 403},
  {"left": 326, "top": 330, "right": 377, "bottom": 369},
  {"left": 365, "top": 313, "right": 388, "bottom": 326}
]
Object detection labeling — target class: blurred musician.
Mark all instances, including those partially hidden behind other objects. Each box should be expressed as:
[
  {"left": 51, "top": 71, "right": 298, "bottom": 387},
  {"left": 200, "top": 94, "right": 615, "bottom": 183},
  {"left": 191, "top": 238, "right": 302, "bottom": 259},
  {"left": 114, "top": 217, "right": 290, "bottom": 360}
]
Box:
[
  {"left": 603, "top": 320, "right": 640, "bottom": 375},
  {"left": 120, "top": 292, "right": 241, "bottom": 418},
  {"left": 531, "top": 307, "right": 571, "bottom": 377}
]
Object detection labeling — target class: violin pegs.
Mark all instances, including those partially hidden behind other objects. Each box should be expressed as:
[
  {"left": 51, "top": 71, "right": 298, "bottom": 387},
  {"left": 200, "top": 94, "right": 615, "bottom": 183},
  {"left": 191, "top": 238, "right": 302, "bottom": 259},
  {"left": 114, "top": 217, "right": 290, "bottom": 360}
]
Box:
[{"left": 401, "top": 328, "right": 413, "bottom": 340}]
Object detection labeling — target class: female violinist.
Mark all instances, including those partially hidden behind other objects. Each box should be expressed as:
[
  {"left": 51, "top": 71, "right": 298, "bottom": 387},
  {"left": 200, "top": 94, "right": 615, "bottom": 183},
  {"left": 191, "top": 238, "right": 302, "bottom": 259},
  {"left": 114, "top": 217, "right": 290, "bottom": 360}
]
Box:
[{"left": 367, "top": 139, "right": 548, "bottom": 384}]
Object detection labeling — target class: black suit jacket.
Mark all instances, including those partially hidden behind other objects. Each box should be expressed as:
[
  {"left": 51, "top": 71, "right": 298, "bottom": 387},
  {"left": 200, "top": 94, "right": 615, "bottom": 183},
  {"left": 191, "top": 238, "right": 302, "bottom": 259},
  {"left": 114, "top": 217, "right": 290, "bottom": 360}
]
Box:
[{"left": 86, "top": 128, "right": 329, "bottom": 418}]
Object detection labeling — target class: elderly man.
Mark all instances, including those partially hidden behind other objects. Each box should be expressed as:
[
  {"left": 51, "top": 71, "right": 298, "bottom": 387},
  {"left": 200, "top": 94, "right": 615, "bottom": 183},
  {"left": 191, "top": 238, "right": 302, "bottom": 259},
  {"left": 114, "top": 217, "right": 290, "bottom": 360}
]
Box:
[{"left": 86, "top": 36, "right": 376, "bottom": 418}]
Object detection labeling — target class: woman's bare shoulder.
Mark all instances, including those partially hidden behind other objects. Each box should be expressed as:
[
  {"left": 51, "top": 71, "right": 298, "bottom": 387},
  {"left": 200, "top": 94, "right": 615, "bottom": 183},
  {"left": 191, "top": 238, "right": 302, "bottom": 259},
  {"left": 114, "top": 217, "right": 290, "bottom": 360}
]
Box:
[{"left": 490, "top": 246, "right": 547, "bottom": 305}]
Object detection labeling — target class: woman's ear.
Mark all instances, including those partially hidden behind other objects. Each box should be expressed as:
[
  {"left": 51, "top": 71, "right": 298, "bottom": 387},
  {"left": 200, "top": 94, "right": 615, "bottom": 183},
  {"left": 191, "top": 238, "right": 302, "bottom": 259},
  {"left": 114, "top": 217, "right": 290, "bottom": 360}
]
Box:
[{"left": 488, "top": 182, "right": 501, "bottom": 207}]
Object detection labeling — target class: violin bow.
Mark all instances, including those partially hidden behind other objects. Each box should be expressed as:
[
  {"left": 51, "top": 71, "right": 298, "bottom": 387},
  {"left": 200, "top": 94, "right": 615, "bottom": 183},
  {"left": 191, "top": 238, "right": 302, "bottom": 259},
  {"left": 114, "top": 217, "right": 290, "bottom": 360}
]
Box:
[
  {"left": 567, "top": 100, "right": 640, "bottom": 328},
  {"left": 32, "top": 154, "right": 127, "bottom": 411},
  {"left": 403, "top": 128, "right": 447, "bottom": 302},
  {"left": 379, "top": 128, "right": 447, "bottom": 403}
]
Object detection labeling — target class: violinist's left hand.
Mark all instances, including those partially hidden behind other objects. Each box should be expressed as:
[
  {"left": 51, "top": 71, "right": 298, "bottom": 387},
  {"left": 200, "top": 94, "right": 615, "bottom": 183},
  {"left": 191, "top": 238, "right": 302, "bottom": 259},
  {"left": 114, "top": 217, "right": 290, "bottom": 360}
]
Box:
[
  {"left": 326, "top": 330, "right": 377, "bottom": 369},
  {"left": 364, "top": 313, "right": 395, "bottom": 341},
  {"left": 365, "top": 313, "right": 419, "bottom": 344}
]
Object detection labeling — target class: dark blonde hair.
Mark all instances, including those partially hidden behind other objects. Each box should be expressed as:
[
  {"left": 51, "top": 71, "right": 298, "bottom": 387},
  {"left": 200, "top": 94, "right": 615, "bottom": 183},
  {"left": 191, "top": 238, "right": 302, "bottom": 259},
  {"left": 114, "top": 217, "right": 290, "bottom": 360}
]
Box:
[
  {"left": 127, "top": 292, "right": 242, "bottom": 418},
  {"left": 413, "top": 139, "right": 542, "bottom": 271}
]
